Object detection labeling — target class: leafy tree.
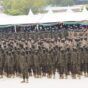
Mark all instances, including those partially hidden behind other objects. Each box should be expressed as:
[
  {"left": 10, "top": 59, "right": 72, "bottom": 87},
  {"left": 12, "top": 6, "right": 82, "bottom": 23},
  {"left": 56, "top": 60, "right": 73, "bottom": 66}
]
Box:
[
  {"left": 60, "top": 0, "right": 75, "bottom": 6},
  {"left": 3, "top": 0, "right": 48, "bottom": 15},
  {"left": 48, "top": 0, "right": 75, "bottom": 6}
]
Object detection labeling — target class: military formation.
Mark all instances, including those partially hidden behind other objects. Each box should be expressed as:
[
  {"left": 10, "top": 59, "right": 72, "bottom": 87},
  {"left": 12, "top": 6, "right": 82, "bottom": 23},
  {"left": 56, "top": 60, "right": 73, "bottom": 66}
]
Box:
[
  {"left": 0, "top": 23, "right": 88, "bottom": 82},
  {"left": 0, "top": 25, "right": 88, "bottom": 83}
]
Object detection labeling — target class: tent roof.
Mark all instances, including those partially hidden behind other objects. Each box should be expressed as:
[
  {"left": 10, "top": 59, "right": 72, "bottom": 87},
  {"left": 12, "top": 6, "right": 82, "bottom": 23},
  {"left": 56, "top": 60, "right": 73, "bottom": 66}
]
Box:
[
  {"left": 39, "top": 9, "right": 59, "bottom": 23},
  {"left": 66, "top": 7, "right": 74, "bottom": 13},
  {"left": 28, "top": 9, "right": 34, "bottom": 16},
  {"left": 0, "top": 12, "right": 10, "bottom": 17},
  {"left": 55, "top": 7, "right": 82, "bottom": 22},
  {"left": 1, "top": 7, "right": 88, "bottom": 25}
]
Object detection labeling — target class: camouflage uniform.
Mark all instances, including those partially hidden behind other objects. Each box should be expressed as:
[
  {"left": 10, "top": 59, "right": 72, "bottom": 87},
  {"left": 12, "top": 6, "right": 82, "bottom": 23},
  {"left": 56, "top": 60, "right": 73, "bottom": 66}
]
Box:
[{"left": 20, "top": 50, "right": 29, "bottom": 82}]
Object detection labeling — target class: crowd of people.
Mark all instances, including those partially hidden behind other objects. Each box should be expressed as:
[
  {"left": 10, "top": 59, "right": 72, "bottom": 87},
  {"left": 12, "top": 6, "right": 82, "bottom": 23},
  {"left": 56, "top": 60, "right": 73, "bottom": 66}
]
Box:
[
  {"left": 0, "top": 24, "right": 88, "bottom": 83},
  {"left": 0, "top": 23, "right": 87, "bottom": 33}
]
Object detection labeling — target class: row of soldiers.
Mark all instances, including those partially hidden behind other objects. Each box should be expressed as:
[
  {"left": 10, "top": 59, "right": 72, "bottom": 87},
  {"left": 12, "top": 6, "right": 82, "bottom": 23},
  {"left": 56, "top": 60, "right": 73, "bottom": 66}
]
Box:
[{"left": 0, "top": 31, "right": 88, "bottom": 83}]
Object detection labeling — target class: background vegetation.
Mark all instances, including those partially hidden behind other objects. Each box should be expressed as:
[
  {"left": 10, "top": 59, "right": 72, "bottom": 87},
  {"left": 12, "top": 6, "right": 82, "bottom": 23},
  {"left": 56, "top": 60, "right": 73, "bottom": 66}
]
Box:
[{"left": 1, "top": 0, "right": 88, "bottom": 15}]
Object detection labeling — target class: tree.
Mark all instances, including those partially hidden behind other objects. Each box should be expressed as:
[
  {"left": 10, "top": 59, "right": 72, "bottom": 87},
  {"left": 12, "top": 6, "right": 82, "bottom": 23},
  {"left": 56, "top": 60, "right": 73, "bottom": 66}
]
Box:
[
  {"left": 3, "top": 0, "right": 25, "bottom": 15},
  {"left": 60, "top": 0, "right": 75, "bottom": 6},
  {"left": 33, "top": 0, "right": 48, "bottom": 12},
  {"left": 2, "top": 0, "right": 48, "bottom": 15},
  {"left": 48, "top": 0, "right": 75, "bottom": 6}
]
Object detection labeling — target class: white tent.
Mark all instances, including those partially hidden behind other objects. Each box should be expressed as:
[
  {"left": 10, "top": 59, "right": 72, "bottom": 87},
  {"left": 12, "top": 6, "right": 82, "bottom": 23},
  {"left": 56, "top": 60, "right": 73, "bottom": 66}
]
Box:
[
  {"left": 0, "top": 14, "right": 37, "bottom": 25},
  {"left": 39, "top": 9, "right": 59, "bottom": 23},
  {"left": 28, "top": 10, "right": 44, "bottom": 24},
  {"left": 34, "top": 13, "right": 44, "bottom": 23},
  {"left": 64, "top": 8, "right": 74, "bottom": 21},
  {"left": 11, "top": 9, "right": 36, "bottom": 25},
  {"left": 0, "top": 12, "right": 13, "bottom": 25},
  {"left": 28, "top": 9, "right": 34, "bottom": 16},
  {"left": 0, "top": 13, "right": 9, "bottom": 17},
  {"left": 0, "top": 13, "right": 11, "bottom": 25},
  {"left": 57, "top": 7, "right": 82, "bottom": 22},
  {"left": 1, "top": 6, "right": 88, "bottom": 25},
  {"left": 0, "top": 14, "right": 31, "bottom": 25},
  {"left": 0, "top": 10, "right": 38, "bottom": 25},
  {"left": 80, "top": 6, "right": 88, "bottom": 21},
  {"left": 11, "top": 9, "right": 37, "bottom": 25},
  {"left": 70, "top": 6, "right": 88, "bottom": 22},
  {"left": 42, "top": 6, "right": 88, "bottom": 22}
]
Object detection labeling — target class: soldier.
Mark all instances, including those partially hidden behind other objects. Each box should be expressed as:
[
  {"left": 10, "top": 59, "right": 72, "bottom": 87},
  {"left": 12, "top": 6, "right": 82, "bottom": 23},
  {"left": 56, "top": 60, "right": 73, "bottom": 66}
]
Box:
[
  {"left": 79, "top": 46, "right": 85, "bottom": 76},
  {"left": 34, "top": 49, "right": 41, "bottom": 78},
  {"left": 9, "top": 50, "right": 15, "bottom": 76},
  {"left": 86, "top": 47, "right": 88, "bottom": 76},
  {"left": 46, "top": 49, "right": 53, "bottom": 78},
  {"left": 83, "top": 46, "right": 88, "bottom": 77},
  {"left": 51, "top": 46, "right": 58, "bottom": 78},
  {"left": 41, "top": 48, "right": 48, "bottom": 77},
  {"left": 0, "top": 45, "right": 3, "bottom": 78},
  {"left": 15, "top": 48, "right": 21, "bottom": 76},
  {"left": 20, "top": 50, "right": 29, "bottom": 83},
  {"left": 59, "top": 38, "right": 67, "bottom": 78},
  {"left": 25, "top": 48, "right": 32, "bottom": 76},
  {"left": 65, "top": 47, "right": 71, "bottom": 78},
  {"left": 76, "top": 47, "right": 81, "bottom": 78},
  {"left": 11, "top": 49, "right": 17, "bottom": 77},
  {"left": 71, "top": 47, "right": 78, "bottom": 79},
  {"left": 4, "top": 51, "right": 12, "bottom": 77}
]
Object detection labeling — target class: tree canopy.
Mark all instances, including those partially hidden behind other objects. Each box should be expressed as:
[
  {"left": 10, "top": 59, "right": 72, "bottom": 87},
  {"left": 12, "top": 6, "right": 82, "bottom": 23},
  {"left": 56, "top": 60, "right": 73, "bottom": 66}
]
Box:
[{"left": 2, "top": 0, "right": 48, "bottom": 15}]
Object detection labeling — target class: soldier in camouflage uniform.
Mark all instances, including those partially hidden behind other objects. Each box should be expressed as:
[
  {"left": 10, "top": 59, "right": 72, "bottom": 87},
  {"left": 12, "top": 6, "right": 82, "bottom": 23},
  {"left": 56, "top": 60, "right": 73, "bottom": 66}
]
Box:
[
  {"left": 0, "top": 45, "right": 4, "bottom": 78},
  {"left": 20, "top": 49, "right": 29, "bottom": 83}
]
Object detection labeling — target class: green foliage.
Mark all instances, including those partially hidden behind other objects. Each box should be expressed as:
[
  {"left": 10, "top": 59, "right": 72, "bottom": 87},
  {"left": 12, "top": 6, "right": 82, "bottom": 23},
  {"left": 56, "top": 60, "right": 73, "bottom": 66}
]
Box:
[
  {"left": 3, "top": 0, "right": 48, "bottom": 15},
  {"left": 60, "top": 0, "right": 75, "bottom": 6},
  {"left": 2, "top": 0, "right": 80, "bottom": 15},
  {"left": 48, "top": 0, "right": 75, "bottom": 6},
  {"left": 3, "top": 0, "right": 26, "bottom": 15}
]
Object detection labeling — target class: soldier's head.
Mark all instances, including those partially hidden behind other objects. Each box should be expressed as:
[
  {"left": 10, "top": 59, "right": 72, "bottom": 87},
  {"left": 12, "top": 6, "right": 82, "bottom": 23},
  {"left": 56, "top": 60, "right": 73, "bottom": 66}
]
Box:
[
  {"left": 84, "top": 37, "right": 87, "bottom": 41},
  {"left": 38, "top": 45, "right": 41, "bottom": 50},
  {"left": 80, "top": 47, "right": 83, "bottom": 51},
  {"left": 6, "top": 51, "right": 8, "bottom": 54},
  {"left": 66, "top": 48, "right": 70, "bottom": 51},
  {"left": 25, "top": 47, "right": 28, "bottom": 50},
  {"left": 32, "top": 45, "right": 35, "bottom": 49},
  {"left": 12, "top": 51, "right": 14, "bottom": 54},
  {"left": 35, "top": 50, "right": 38, "bottom": 55},
  {"left": 21, "top": 51, "right": 25, "bottom": 55},
  {"left": 7, "top": 51, "right": 11, "bottom": 55},
  {"left": 73, "top": 47, "right": 77, "bottom": 52},
  {"left": 54, "top": 45, "right": 58, "bottom": 49},
  {"left": 43, "top": 49, "right": 46, "bottom": 53},
  {"left": 19, "top": 44, "right": 23, "bottom": 48},
  {"left": 61, "top": 48, "right": 64, "bottom": 53},
  {"left": 17, "top": 50, "right": 20, "bottom": 54},
  {"left": 4, "top": 45, "right": 6, "bottom": 48},
  {"left": 61, "top": 38, "right": 65, "bottom": 43},
  {"left": 26, "top": 51, "right": 29, "bottom": 54},
  {"left": 86, "top": 48, "right": 88, "bottom": 51},
  {"left": 75, "top": 38, "right": 80, "bottom": 42},
  {"left": 0, "top": 45, "right": 1, "bottom": 48},
  {"left": 80, "top": 37, "right": 83, "bottom": 41},
  {"left": 21, "top": 38, "right": 25, "bottom": 42},
  {"left": 14, "top": 47, "right": 17, "bottom": 50},
  {"left": 29, "top": 50, "right": 31, "bottom": 54}
]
